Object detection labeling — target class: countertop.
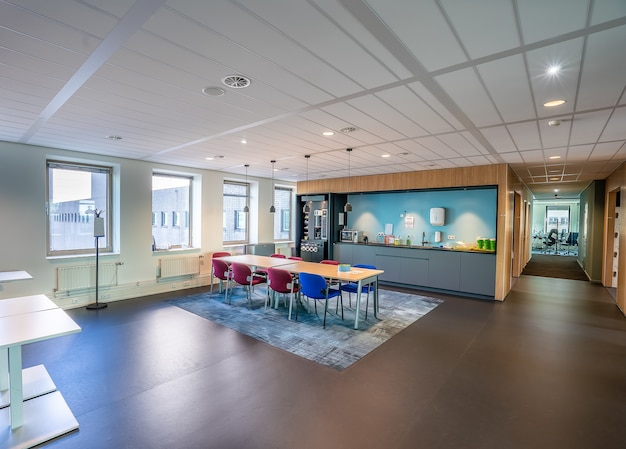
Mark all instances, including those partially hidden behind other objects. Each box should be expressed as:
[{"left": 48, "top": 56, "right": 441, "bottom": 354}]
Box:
[{"left": 336, "top": 241, "right": 496, "bottom": 254}]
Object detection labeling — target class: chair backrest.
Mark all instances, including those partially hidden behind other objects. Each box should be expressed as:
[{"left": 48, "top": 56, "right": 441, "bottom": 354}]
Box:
[
  {"left": 288, "top": 256, "right": 302, "bottom": 260},
  {"left": 353, "top": 264, "right": 376, "bottom": 270},
  {"left": 267, "top": 267, "right": 296, "bottom": 293},
  {"left": 212, "top": 251, "right": 231, "bottom": 258},
  {"left": 299, "top": 272, "right": 329, "bottom": 299},
  {"left": 320, "top": 259, "right": 339, "bottom": 265},
  {"left": 212, "top": 259, "right": 231, "bottom": 281},
  {"left": 270, "top": 253, "right": 286, "bottom": 258},
  {"left": 547, "top": 229, "right": 558, "bottom": 243},
  {"left": 231, "top": 262, "right": 252, "bottom": 285}
]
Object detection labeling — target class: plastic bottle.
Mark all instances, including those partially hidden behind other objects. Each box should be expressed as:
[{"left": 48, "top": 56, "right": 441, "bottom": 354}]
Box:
[{"left": 406, "top": 235, "right": 411, "bottom": 246}]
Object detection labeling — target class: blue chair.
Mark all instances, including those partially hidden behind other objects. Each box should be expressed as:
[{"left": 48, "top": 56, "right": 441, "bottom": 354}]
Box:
[
  {"left": 298, "top": 272, "right": 342, "bottom": 328},
  {"left": 340, "top": 264, "right": 376, "bottom": 319}
]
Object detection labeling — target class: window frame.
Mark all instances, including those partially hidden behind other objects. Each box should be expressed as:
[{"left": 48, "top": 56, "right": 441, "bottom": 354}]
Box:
[
  {"left": 46, "top": 160, "right": 113, "bottom": 257},
  {"left": 273, "top": 185, "right": 293, "bottom": 241},
  {"left": 152, "top": 172, "right": 193, "bottom": 251},
  {"left": 223, "top": 180, "right": 249, "bottom": 244}
]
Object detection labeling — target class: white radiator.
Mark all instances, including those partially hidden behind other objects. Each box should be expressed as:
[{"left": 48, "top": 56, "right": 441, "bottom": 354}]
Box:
[
  {"left": 56, "top": 263, "right": 118, "bottom": 292},
  {"left": 159, "top": 256, "right": 200, "bottom": 278}
]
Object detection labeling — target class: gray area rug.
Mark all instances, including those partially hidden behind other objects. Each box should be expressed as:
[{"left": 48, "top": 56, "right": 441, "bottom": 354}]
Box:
[{"left": 168, "top": 287, "right": 442, "bottom": 371}]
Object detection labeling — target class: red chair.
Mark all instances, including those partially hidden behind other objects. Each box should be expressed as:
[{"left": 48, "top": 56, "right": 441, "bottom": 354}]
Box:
[
  {"left": 288, "top": 256, "right": 302, "bottom": 260},
  {"left": 229, "top": 262, "right": 267, "bottom": 307},
  {"left": 210, "top": 258, "right": 232, "bottom": 296},
  {"left": 270, "top": 253, "right": 286, "bottom": 258},
  {"left": 320, "top": 259, "right": 339, "bottom": 265},
  {"left": 266, "top": 267, "right": 300, "bottom": 319}
]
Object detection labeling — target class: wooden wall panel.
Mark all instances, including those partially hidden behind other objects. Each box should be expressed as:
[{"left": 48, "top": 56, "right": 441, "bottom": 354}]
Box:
[
  {"left": 300, "top": 165, "right": 501, "bottom": 194},
  {"left": 604, "top": 162, "right": 626, "bottom": 316}
]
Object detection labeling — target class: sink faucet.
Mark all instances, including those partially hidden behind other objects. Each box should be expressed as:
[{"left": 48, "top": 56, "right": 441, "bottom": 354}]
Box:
[{"left": 421, "top": 231, "right": 427, "bottom": 246}]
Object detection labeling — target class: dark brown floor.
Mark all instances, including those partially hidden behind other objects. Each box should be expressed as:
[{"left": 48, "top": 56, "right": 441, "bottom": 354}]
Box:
[{"left": 25, "top": 275, "right": 626, "bottom": 449}]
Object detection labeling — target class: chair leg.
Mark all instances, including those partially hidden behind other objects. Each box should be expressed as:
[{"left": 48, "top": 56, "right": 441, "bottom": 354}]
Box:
[{"left": 323, "top": 295, "right": 329, "bottom": 328}]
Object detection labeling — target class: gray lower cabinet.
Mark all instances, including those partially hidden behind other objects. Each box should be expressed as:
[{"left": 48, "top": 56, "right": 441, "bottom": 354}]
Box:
[
  {"left": 333, "top": 243, "right": 495, "bottom": 298},
  {"left": 459, "top": 252, "right": 496, "bottom": 296}
]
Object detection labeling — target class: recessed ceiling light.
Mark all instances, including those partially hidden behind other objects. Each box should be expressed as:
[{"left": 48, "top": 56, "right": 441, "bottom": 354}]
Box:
[
  {"left": 548, "top": 169, "right": 561, "bottom": 173},
  {"left": 554, "top": 189, "right": 560, "bottom": 192},
  {"left": 202, "top": 86, "right": 225, "bottom": 96},
  {"left": 548, "top": 120, "right": 562, "bottom": 126},
  {"left": 544, "top": 99, "right": 566, "bottom": 107},
  {"left": 205, "top": 155, "right": 224, "bottom": 161},
  {"left": 550, "top": 177, "right": 560, "bottom": 181},
  {"left": 240, "top": 139, "right": 247, "bottom": 144},
  {"left": 221, "top": 74, "right": 251, "bottom": 89},
  {"left": 106, "top": 135, "right": 122, "bottom": 141},
  {"left": 549, "top": 156, "right": 561, "bottom": 160},
  {"left": 381, "top": 154, "right": 390, "bottom": 158},
  {"left": 322, "top": 131, "right": 334, "bottom": 136},
  {"left": 205, "top": 157, "right": 214, "bottom": 161}
]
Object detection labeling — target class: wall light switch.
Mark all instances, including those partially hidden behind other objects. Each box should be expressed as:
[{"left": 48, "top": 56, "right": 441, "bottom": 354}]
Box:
[{"left": 447, "top": 235, "right": 455, "bottom": 240}]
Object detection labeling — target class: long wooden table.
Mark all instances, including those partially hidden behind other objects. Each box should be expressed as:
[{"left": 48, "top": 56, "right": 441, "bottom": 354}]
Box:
[
  {"left": 0, "top": 295, "right": 81, "bottom": 449},
  {"left": 215, "top": 255, "right": 384, "bottom": 329}
]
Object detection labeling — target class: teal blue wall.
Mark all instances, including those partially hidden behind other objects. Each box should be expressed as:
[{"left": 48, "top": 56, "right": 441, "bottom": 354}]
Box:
[{"left": 345, "top": 188, "right": 497, "bottom": 246}]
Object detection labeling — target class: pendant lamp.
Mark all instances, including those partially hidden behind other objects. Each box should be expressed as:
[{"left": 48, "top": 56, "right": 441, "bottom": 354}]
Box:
[
  {"left": 243, "top": 164, "right": 250, "bottom": 213},
  {"left": 344, "top": 148, "right": 353, "bottom": 212},
  {"left": 303, "top": 155, "right": 311, "bottom": 214},
  {"left": 269, "top": 160, "right": 276, "bottom": 213}
]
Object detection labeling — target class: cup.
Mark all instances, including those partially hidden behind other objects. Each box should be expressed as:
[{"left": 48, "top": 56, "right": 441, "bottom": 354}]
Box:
[
  {"left": 489, "top": 238, "right": 496, "bottom": 251},
  {"left": 477, "top": 239, "right": 484, "bottom": 249}
]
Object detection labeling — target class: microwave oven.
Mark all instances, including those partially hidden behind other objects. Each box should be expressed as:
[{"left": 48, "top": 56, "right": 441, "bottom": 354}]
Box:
[{"left": 340, "top": 230, "right": 363, "bottom": 243}]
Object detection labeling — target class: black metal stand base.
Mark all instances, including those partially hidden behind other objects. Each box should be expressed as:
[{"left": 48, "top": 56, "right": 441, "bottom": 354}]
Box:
[{"left": 86, "top": 302, "right": 108, "bottom": 310}]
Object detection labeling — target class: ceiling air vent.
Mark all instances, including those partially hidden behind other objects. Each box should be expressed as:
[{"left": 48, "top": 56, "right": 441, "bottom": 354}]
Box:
[
  {"left": 340, "top": 126, "right": 357, "bottom": 133},
  {"left": 221, "top": 75, "right": 251, "bottom": 89}
]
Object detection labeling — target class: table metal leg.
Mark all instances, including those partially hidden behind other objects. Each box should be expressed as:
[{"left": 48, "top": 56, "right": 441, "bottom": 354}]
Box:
[
  {"left": 354, "top": 280, "right": 363, "bottom": 329},
  {"left": 0, "top": 348, "right": 7, "bottom": 391},
  {"left": 8, "top": 346, "right": 23, "bottom": 429}
]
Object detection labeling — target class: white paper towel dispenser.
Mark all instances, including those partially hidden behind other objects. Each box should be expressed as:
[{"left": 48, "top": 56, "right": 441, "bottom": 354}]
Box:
[{"left": 430, "top": 208, "right": 445, "bottom": 226}]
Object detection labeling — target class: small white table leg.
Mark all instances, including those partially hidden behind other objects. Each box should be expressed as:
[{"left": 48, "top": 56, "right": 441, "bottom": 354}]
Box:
[{"left": 8, "top": 346, "right": 24, "bottom": 429}]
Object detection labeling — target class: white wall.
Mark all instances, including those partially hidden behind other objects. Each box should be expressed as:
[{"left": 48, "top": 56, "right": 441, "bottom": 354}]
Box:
[{"left": 0, "top": 142, "right": 294, "bottom": 307}]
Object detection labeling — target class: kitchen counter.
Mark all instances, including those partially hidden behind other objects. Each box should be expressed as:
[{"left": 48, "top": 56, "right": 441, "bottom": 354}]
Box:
[
  {"left": 334, "top": 242, "right": 496, "bottom": 299},
  {"left": 344, "top": 241, "right": 495, "bottom": 254}
]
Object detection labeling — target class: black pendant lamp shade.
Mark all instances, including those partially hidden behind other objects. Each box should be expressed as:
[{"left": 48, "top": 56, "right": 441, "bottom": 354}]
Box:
[
  {"left": 344, "top": 148, "right": 352, "bottom": 212},
  {"left": 303, "top": 155, "right": 311, "bottom": 214},
  {"left": 269, "top": 160, "right": 276, "bottom": 213},
  {"left": 243, "top": 164, "right": 250, "bottom": 213}
]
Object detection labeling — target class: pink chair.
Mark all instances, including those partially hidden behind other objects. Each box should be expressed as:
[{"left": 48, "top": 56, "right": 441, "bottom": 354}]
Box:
[
  {"left": 210, "top": 258, "right": 232, "bottom": 296},
  {"left": 288, "top": 256, "right": 302, "bottom": 261},
  {"left": 229, "top": 262, "right": 267, "bottom": 307},
  {"left": 266, "top": 267, "right": 300, "bottom": 319},
  {"left": 270, "top": 253, "right": 286, "bottom": 258},
  {"left": 320, "top": 259, "right": 339, "bottom": 265}
]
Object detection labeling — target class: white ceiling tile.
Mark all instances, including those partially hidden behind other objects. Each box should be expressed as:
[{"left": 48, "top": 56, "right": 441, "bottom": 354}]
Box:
[
  {"left": 567, "top": 144, "right": 594, "bottom": 162},
  {"left": 367, "top": 0, "right": 467, "bottom": 71},
  {"left": 601, "top": 106, "right": 626, "bottom": 141},
  {"left": 518, "top": 0, "right": 589, "bottom": 44},
  {"left": 570, "top": 110, "right": 612, "bottom": 145},
  {"left": 441, "top": 0, "right": 519, "bottom": 59},
  {"left": 477, "top": 55, "right": 536, "bottom": 122},
  {"left": 437, "top": 133, "right": 481, "bottom": 157},
  {"left": 578, "top": 27, "right": 626, "bottom": 111},
  {"left": 508, "top": 122, "right": 542, "bottom": 150},
  {"left": 520, "top": 150, "right": 544, "bottom": 163},
  {"left": 435, "top": 68, "right": 502, "bottom": 127},
  {"left": 481, "top": 126, "right": 517, "bottom": 153}
]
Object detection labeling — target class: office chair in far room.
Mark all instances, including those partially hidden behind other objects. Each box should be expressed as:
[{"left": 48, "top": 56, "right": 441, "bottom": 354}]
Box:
[
  {"left": 298, "top": 272, "right": 342, "bottom": 328},
  {"left": 543, "top": 229, "right": 558, "bottom": 254},
  {"left": 339, "top": 264, "right": 377, "bottom": 318},
  {"left": 564, "top": 232, "right": 579, "bottom": 255},
  {"left": 229, "top": 262, "right": 267, "bottom": 308},
  {"left": 210, "top": 258, "right": 233, "bottom": 297},
  {"left": 266, "top": 267, "right": 300, "bottom": 319}
]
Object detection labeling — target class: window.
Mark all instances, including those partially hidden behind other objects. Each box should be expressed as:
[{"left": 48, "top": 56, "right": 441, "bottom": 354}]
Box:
[
  {"left": 223, "top": 181, "right": 249, "bottom": 243},
  {"left": 47, "top": 161, "right": 112, "bottom": 256},
  {"left": 545, "top": 205, "right": 570, "bottom": 235},
  {"left": 152, "top": 173, "right": 191, "bottom": 250},
  {"left": 274, "top": 186, "right": 292, "bottom": 240}
]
